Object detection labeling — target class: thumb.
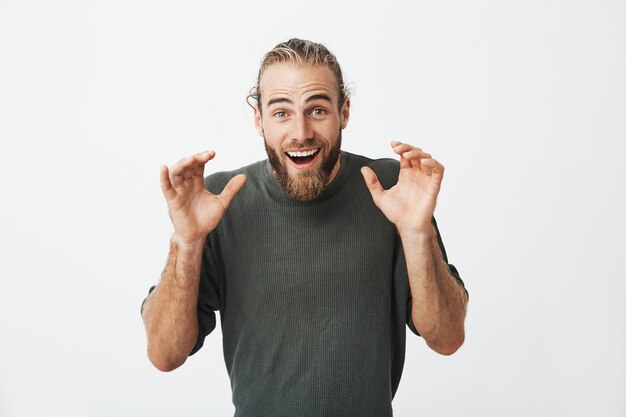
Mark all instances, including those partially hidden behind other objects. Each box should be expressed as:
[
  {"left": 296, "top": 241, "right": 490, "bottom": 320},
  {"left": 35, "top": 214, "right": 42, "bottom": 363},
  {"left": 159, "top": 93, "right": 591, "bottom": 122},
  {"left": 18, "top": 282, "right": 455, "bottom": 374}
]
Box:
[
  {"left": 360, "top": 166, "right": 384, "bottom": 207},
  {"left": 218, "top": 174, "right": 247, "bottom": 208}
]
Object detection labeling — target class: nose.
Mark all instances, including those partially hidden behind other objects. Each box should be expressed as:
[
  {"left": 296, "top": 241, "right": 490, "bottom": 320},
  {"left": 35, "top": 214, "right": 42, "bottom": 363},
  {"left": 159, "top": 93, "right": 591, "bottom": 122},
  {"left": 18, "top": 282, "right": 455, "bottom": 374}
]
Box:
[{"left": 292, "top": 113, "right": 313, "bottom": 142}]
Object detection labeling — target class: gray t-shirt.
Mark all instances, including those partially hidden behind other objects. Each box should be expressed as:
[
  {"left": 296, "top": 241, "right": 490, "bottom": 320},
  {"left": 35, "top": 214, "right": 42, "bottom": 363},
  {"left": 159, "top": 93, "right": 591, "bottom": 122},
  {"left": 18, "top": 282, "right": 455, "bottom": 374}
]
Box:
[{"left": 189, "top": 151, "right": 463, "bottom": 417}]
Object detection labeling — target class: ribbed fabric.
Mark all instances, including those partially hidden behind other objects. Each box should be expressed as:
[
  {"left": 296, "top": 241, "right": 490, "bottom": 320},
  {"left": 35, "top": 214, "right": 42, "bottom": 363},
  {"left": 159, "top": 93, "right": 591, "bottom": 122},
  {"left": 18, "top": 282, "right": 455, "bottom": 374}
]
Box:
[{"left": 189, "top": 151, "right": 463, "bottom": 417}]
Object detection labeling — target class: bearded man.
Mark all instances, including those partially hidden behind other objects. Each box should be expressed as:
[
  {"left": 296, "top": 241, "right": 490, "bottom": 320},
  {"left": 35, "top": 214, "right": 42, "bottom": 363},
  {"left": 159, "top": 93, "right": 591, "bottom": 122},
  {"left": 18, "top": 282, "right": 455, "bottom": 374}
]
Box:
[{"left": 141, "top": 38, "right": 468, "bottom": 417}]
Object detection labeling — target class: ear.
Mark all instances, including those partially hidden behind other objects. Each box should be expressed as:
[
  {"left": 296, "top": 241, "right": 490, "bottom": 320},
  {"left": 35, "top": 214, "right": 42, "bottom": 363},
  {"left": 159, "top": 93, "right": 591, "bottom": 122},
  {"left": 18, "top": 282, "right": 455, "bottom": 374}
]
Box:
[
  {"left": 340, "top": 97, "right": 351, "bottom": 129},
  {"left": 253, "top": 105, "right": 264, "bottom": 137}
]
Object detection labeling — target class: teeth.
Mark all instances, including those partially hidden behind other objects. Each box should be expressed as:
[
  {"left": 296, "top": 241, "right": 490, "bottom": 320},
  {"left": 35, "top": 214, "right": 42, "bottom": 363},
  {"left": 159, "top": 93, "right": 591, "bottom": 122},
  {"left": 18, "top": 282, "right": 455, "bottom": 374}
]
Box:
[{"left": 287, "top": 149, "right": 318, "bottom": 158}]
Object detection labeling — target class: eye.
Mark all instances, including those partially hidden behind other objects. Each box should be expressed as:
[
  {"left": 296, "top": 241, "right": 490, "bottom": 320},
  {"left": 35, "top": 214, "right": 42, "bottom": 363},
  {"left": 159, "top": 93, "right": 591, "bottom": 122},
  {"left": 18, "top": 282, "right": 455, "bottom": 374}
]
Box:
[
  {"left": 273, "top": 111, "right": 287, "bottom": 118},
  {"left": 311, "top": 108, "right": 326, "bottom": 116}
]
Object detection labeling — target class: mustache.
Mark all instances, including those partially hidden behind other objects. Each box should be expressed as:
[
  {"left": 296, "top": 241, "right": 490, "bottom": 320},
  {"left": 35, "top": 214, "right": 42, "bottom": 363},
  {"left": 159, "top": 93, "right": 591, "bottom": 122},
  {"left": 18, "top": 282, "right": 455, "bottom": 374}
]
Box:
[{"left": 280, "top": 138, "right": 324, "bottom": 152}]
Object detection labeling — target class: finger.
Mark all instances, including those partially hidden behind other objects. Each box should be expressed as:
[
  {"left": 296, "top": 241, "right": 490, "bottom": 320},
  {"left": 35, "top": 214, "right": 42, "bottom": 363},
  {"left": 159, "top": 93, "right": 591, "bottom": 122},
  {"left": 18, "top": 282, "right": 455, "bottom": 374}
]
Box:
[
  {"left": 360, "top": 166, "right": 384, "bottom": 207},
  {"left": 170, "top": 151, "right": 214, "bottom": 176},
  {"left": 218, "top": 174, "right": 247, "bottom": 208},
  {"left": 160, "top": 165, "right": 176, "bottom": 200},
  {"left": 420, "top": 158, "right": 435, "bottom": 176},
  {"left": 421, "top": 158, "right": 445, "bottom": 179},
  {"left": 192, "top": 163, "right": 205, "bottom": 178},
  {"left": 170, "top": 151, "right": 215, "bottom": 186},
  {"left": 193, "top": 150, "right": 215, "bottom": 173},
  {"left": 399, "top": 157, "right": 411, "bottom": 170},
  {"left": 431, "top": 159, "right": 445, "bottom": 182},
  {"left": 403, "top": 148, "right": 431, "bottom": 160},
  {"left": 188, "top": 151, "right": 216, "bottom": 191},
  {"left": 391, "top": 141, "right": 415, "bottom": 155},
  {"left": 169, "top": 155, "right": 195, "bottom": 187},
  {"left": 391, "top": 142, "right": 431, "bottom": 169},
  {"left": 393, "top": 142, "right": 431, "bottom": 161},
  {"left": 391, "top": 142, "right": 413, "bottom": 169},
  {"left": 190, "top": 151, "right": 215, "bottom": 183},
  {"left": 391, "top": 141, "right": 425, "bottom": 155}
]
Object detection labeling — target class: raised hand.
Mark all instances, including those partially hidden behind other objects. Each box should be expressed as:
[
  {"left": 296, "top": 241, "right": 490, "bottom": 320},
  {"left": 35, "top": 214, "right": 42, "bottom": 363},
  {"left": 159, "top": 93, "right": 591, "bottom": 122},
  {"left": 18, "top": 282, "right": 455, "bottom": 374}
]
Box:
[
  {"left": 160, "top": 151, "right": 246, "bottom": 244},
  {"left": 361, "top": 141, "right": 444, "bottom": 234}
]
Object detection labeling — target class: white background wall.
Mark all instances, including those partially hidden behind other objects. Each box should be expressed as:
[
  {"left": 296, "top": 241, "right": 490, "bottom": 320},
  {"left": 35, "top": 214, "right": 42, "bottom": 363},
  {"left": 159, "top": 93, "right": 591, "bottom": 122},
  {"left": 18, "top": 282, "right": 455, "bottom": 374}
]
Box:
[{"left": 1, "top": 0, "right": 625, "bottom": 416}]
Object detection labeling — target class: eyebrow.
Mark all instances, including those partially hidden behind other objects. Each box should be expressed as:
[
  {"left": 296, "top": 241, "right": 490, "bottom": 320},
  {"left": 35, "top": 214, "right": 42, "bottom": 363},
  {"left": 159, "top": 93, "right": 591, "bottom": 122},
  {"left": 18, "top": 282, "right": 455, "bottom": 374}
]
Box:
[
  {"left": 266, "top": 97, "right": 293, "bottom": 107},
  {"left": 305, "top": 93, "right": 332, "bottom": 104},
  {"left": 266, "top": 93, "right": 333, "bottom": 108}
]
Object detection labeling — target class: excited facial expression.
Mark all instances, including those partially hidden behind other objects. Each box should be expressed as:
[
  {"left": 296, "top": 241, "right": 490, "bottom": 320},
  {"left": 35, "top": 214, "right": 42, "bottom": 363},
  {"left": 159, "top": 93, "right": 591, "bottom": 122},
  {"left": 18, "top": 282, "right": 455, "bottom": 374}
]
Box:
[{"left": 254, "top": 63, "right": 350, "bottom": 202}]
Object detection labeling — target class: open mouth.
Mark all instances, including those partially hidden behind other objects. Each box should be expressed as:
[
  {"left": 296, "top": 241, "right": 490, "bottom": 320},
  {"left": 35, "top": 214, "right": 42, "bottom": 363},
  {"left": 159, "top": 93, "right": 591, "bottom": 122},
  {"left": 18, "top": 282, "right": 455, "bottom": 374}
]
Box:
[{"left": 286, "top": 149, "right": 320, "bottom": 166}]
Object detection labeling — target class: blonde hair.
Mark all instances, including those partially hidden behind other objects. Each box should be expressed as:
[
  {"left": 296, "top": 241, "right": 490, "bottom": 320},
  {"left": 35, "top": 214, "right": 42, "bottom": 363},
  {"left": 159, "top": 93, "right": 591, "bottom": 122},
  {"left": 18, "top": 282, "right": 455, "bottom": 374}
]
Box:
[{"left": 249, "top": 38, "right": 349, "bottom": 114}]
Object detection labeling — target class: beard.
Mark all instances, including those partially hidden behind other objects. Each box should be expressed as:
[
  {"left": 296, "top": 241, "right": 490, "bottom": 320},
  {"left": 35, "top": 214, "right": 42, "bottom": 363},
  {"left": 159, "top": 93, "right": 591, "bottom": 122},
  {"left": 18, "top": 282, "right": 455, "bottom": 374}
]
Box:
[{"left": 265, "top": 132, "right": 342, "bottom": 202}]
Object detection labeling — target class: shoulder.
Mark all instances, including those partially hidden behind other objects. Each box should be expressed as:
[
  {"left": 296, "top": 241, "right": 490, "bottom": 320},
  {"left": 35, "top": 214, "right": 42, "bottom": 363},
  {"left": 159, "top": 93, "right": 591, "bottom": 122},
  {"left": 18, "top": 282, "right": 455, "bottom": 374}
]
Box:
[
  {"left": 344, "top": 151, "right": 400, "bottom": 189},
  {"left": 203, "top": 160, "right": 266, "bottom": 194}
]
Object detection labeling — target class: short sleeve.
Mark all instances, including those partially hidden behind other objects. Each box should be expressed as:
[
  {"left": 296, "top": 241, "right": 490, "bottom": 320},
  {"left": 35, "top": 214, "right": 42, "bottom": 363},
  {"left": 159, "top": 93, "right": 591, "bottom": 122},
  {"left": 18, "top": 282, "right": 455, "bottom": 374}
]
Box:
[
  {"left": 406, "top": 217, "right": 467, "bottom": 336},
  {"left": 189, "top": 238, "right": 222, "bottom": 355}
]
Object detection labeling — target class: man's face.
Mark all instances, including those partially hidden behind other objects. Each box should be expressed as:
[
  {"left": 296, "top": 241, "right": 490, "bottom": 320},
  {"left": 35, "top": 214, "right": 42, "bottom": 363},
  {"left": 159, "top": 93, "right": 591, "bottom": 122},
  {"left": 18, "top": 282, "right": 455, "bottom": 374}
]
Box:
[{"left": 254, "top": 63, "right": 350, "bottom": 202}]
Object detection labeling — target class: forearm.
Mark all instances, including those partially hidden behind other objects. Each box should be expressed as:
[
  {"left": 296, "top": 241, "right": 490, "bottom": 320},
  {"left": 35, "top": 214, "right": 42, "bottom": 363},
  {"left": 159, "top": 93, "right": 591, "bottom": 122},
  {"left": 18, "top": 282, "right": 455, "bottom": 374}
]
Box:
[
  {"left": 399, "top": 225, "right": 468, "bottom": 355},
  {"left": 142, "top": 235, "right": 205, "bottom": 371}
]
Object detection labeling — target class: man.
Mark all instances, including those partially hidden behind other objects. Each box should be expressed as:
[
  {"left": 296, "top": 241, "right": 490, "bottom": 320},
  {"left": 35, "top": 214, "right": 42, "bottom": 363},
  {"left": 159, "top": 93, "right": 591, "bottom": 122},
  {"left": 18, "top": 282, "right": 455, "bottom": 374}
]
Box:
[{"left": 142, "top": 38, "right": 468, "bottom": 417}]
